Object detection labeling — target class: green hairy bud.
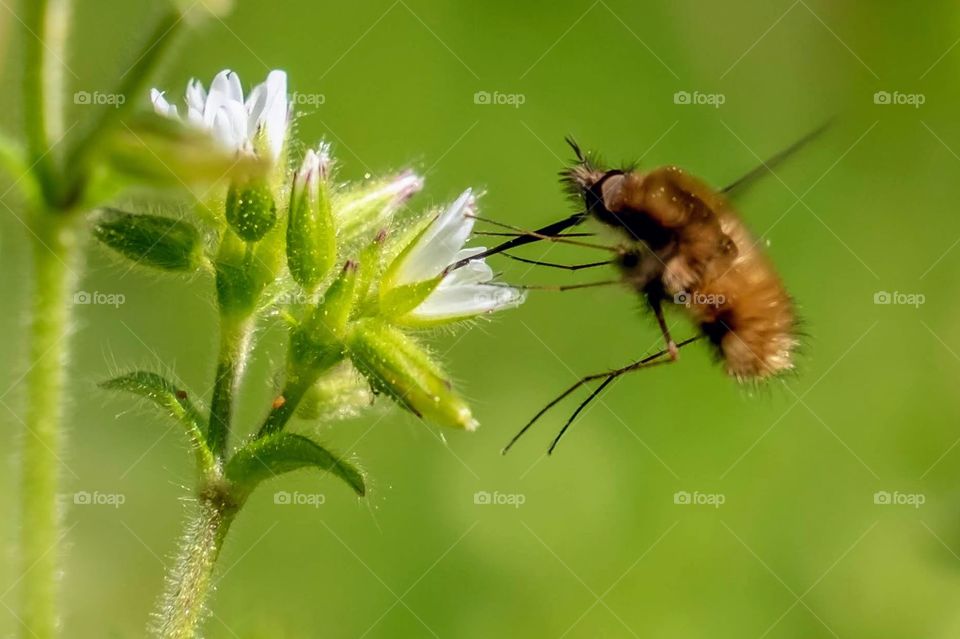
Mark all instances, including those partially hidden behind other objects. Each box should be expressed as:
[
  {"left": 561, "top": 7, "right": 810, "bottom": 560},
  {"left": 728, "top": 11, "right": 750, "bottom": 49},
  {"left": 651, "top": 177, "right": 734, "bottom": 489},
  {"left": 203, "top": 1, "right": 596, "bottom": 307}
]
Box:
[
  {"left": 226, "top": 179, "right": 277, "bottom": 242},
  {"left": 94, "top": 209, "right": 202, "bottom": 272},
  {"left": 286, "top": 147, "right": 336, "bottom": 289},
  {"left": 347, "top": 319, "right": 478, "bottom": 431}
]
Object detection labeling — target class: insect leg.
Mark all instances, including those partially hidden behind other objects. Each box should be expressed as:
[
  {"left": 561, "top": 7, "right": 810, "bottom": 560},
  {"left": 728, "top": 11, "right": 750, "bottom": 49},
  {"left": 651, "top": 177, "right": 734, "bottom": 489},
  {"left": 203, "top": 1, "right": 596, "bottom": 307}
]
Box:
[
  {"left": 503, "top": 280, "right": 622, "bottom": 292},
  {"left": 475, "top": 231, "right": 596, "bottom": 239},
  {"left": 547, "top": 359, "right": 674, "bottom": 455},
  {"left": 502, "top": 335, "right": 702, "bottom": 454},
  {"left": 650, "top": 297, "right": 679, "bottom": 360},
  {"left": 502, "top": 253, "right": 613, "bottom": 271}
]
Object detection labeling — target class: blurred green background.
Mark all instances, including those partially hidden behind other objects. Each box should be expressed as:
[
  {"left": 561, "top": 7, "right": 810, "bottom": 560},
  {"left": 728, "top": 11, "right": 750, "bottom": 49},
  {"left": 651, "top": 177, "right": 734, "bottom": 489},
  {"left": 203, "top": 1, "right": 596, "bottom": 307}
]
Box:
[{"left": 2, "top": 0, "right": 960, "bottom": 637}]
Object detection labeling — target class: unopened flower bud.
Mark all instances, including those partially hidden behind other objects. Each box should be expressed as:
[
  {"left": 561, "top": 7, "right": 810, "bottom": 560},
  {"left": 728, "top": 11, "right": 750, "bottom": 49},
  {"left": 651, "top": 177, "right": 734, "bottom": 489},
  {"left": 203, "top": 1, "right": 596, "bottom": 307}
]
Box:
[
  {"left": 226, "top": 179, "right": 277, "bottom": 242},
  {"left": 287, "top": 147, "right": 336, "bottom": 289},
  {"left": 347, "top": 319, "right": 478, "bottom": 431},
  {"left": 334, "top": 170, "right": 423, "bottom": 243}
]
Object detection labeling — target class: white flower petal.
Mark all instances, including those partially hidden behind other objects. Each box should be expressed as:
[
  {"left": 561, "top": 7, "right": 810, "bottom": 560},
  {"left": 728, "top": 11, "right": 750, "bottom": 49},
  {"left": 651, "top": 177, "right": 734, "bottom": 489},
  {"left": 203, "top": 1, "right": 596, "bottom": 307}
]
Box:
[
  {"left": 259, "top": 70, "right": 288, "bottom": 161},
  {"left": 394, "top": 189, "right": 475, "bottom": 286},
  {"left": 438, "top": 255, "right": 492, "bottom": 288},
  {"left": 149, "top": 89, "right": 177, "bottom": 118},
  {"left": 409, "top": 283, "right": 526, "bottom": 321},
  {"left": 151, "top": 69, "right": 289, "bottom": 161}
]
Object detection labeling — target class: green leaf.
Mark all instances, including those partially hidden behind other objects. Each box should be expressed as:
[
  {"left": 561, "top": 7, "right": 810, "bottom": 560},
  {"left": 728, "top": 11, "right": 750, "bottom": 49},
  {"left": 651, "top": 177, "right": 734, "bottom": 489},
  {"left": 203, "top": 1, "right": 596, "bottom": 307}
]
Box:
[
  {"left": 94, "top": 209, "right": 203, "bottom": 272},
  {"left": 226, "top": 433, "right": 365, "bottom": 499},
  {"left": 100, "top": 371, "right": 214, "bottom": 472}
]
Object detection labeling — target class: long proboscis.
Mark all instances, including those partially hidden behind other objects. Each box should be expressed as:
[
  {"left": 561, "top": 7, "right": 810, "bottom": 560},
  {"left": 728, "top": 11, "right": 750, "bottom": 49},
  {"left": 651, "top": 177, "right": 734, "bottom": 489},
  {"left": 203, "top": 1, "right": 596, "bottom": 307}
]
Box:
[{"left": 444, "top": 211, "right": 589, "bottom": 274}]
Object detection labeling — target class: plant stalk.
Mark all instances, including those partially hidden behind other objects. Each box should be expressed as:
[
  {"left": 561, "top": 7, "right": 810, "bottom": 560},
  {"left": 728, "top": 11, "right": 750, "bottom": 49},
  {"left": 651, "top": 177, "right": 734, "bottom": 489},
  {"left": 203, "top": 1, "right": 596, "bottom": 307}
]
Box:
[
  {"left": 20, "top": 214, "right": 78, "bottom": 639},
  {"left": 256, "top": 375, "right": 312, "bottom": 438},
  {"left": 154, "top": 492, "right": 238, "bottom": 639},
  {"left": 22, "top": 0, "right": 71, "bottom": 206},
  {"left": 207, "top": 316, "right": 253, "bottom": 458}
]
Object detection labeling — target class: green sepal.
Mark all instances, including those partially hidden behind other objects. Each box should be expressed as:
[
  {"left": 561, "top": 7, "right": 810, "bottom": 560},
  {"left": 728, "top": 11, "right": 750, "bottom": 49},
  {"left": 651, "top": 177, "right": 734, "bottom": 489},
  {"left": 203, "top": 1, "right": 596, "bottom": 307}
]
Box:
[
  {"left": 225, "top": 432, "right": 365, "bottom": 500},
  {"left": 378, "top": 217, "right": 443, "bottom": 316},
  {"left": 94, "top": 209, "right": 203, "bottom": 272},
  {"left": 347, "top": 319, "right": 477, "bottom": 430},
  {"left": 378, "top": 277, "right": 442, "bottom": 318},
  {"left": 99, "top": 371, "right": 214, "bottom": 473},
  {"left": 289, "top": 261, "right": 359, "bottom": 375}
]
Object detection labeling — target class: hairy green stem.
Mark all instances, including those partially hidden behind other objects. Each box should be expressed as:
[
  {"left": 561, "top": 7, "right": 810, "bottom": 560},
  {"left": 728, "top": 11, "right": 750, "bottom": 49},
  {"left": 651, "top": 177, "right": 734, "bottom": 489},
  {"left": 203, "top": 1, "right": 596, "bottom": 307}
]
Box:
[
  {"left": 154, "top": 492, "right": 238, "bottom": 639},
  {"left": 20, "top": 214, "right": 78, "bottom": 639},
  {"left": 256, "top": 375, "right": 312, "bottom": 438},
  {"left": 22, "top": 0, "right": 71, "bottom": 205},
  {"left": 207, "top": 317, "right": 253, "bottom": 458},
  {"left": 65, "top": 9, "right": 184, "bottom": 201}
]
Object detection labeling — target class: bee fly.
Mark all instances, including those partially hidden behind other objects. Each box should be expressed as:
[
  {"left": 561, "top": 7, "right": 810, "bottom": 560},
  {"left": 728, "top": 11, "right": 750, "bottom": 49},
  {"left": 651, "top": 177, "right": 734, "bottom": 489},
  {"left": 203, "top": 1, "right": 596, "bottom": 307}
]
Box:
[{"left": 446, "top": 124, "right": 827, "bottom": 454}]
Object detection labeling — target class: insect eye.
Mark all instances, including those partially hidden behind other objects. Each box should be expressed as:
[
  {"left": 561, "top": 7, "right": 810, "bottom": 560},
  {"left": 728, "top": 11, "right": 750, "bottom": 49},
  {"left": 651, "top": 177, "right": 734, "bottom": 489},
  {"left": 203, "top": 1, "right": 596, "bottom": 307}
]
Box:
[{"left": 619, "top": 250, "right": 640, "bottom": 268}]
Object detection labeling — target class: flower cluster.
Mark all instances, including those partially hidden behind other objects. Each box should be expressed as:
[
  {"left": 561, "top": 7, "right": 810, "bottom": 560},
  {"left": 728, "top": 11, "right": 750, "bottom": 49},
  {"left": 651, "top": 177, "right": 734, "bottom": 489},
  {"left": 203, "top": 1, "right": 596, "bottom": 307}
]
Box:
[{"left": 98, "top": 69, "right": 525, "bottom": 509}]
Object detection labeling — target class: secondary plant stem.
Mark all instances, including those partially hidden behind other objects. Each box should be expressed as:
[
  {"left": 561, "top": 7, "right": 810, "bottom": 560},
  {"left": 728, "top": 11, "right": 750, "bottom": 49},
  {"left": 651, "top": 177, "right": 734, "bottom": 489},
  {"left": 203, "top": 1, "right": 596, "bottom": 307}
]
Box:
[
  {"left": 154, "top": 491, "right": 238, "bottom": 639},
  {"left": 22, "top": 0, "right": 71, "bottom": 204},
  {"left": 20, "top": 214, "right": 77, "bottom": 639},
  {"left": 207, "top": 317, "right": 253, "bottom": 458},
  {"left": 257, "top": 375, "right": 312, "bottom": 438}
]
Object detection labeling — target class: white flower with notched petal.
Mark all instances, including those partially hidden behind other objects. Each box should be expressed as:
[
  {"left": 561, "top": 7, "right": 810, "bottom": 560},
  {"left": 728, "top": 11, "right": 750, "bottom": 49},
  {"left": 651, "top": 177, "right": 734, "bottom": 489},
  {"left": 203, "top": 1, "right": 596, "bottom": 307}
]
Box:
[
  {"left": 150, "top": 69, "right": 289, "bottom": 163},
  {"left": 383, "top": 189, "right": 526, "bottom": 325}
]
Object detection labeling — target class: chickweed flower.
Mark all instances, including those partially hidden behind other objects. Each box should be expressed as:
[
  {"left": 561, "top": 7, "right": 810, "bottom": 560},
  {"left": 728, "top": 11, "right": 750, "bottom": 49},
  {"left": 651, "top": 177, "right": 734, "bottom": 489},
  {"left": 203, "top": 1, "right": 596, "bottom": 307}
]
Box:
[
  {"left": 151, "top": 69, "right": 289, "bottom": 163},
  {"left": 152, "top": 70, "right": 290, "bottom": 242},
  {"left": 381, "top": 189, "right": 526, "bottom": 326}
]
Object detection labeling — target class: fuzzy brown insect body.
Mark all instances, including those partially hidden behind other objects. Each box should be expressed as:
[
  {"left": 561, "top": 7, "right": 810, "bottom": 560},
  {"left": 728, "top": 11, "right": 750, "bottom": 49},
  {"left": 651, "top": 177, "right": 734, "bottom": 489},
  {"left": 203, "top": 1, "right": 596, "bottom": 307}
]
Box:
[{"left": 566, "top": 161, "right": 797, "bottom": 381}]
